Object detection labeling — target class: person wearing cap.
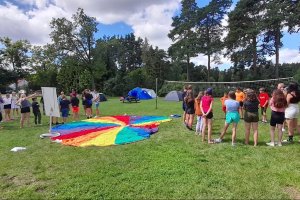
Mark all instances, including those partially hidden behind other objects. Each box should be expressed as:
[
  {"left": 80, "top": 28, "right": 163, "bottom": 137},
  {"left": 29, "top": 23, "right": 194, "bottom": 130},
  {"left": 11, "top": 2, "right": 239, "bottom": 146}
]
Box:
[{"left": 200, "top": 88, "right": 214, "bottom": 144}]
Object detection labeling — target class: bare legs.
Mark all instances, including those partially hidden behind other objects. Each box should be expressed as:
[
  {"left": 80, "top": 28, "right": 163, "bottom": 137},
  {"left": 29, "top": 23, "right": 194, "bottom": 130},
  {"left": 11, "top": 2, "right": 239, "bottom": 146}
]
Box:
[
  {"left": 20, "top": 112, "right": 30, "bottom": 128},
  {"left": 245, "top": 122, "right": 258, "bottom": 146},
  {"left": 269, "top": 124, "right": 283, "bottom": 145},
  {"left": 286, "top": 118, "right": 298, "bottom": 142},
  {"left": 219, "top": 122, "right": 237, "bottom": 145},
  {"left": 202, "top": 117, "right": 213, "bottom": 143}
]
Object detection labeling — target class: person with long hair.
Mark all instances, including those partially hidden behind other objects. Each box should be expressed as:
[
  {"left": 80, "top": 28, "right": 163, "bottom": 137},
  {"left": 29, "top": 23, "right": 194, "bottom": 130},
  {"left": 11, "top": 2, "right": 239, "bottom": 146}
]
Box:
[
  {"left": 194, "top": 91, "right": 203, "bottom": 135},
  {"left": 3, "top": 93, "right": 12, "bottom": 121},
  {"left": 243, "top": 90, "right": 260, "bottom": 146},
  {"left": 182, "top": 85, "right": 188, "bottom": 125},
  {"left": 11, "top": 91, "right": 20, "bottom": 119},
  {"left": 283, "top": 82, "right": 300, "bottom": 143},
  {"left": 215, "top": 91, "right": 240, "bottom": 146},
  {"left": 201, "top": 88, "right": 214, "bottom": 144},
  {"left": 16, "top": 93, "right": 36, "bottom": 128},
  {"left": 267, "top": 89, "right": 288, "bottom": 146},
  {"left": 184, "top": 90, "right": 195, "bottom": 130}
]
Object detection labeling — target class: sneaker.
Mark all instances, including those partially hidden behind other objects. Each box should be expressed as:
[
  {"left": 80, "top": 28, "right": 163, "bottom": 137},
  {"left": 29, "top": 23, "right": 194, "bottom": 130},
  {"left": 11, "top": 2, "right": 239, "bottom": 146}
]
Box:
[
  {"left": 266, "top": 142, "right": 275, "bottom": 147},
  {"left": 232, "top": 142, "right": 236, "bottom": 146},
  {"left": 282, "top": 139, "right": 293, "bottom": 144},
  {"left": 277, "top": 142, "right": 282, "bottom": 147},
  {"left": 282, "top": 128, "right": 285, "bottom": 132},
  {"left": 215, "top": 138, "right": 222, "bottom": 143}
]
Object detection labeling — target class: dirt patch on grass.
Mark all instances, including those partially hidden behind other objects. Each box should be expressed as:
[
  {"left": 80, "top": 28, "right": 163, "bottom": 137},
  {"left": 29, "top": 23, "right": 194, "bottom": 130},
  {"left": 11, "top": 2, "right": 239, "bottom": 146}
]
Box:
[{"left": 284, "top": 186, "right": 300, "bottom": 200}]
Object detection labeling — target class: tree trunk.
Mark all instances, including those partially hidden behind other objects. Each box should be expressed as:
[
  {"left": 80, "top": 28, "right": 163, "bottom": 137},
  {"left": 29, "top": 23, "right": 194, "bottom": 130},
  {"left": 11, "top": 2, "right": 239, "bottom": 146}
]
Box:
[
  {"left": 187, "top": 55, "right": 190, "bottom": 81},
  {"left": 275, "top": 28, "right": 280, "bottom": 78},
  {"left": 207, "top": 54, "right": 211, "bottom": 81},
  {"left": 252, "top": 36, "right": 257, "bottom": 76}
]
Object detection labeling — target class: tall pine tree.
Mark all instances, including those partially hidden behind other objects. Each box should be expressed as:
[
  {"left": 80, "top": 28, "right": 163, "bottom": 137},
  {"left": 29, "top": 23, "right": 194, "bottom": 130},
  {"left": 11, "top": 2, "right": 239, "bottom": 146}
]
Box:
[
  {"left": 196, "top": 0, "right": 232, "bottom": 81},
  {"left": 168, "top": 0, "right": 198, "bottom": 81}
]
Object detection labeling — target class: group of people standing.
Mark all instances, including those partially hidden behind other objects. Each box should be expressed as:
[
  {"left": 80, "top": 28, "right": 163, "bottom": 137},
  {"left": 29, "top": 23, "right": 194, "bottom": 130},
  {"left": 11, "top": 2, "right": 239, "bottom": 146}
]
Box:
[
  {"left": 53, "top": 89, "right": 101, "bottom": 125},
  {"left": 182, "top": 82, "right": 300, "bottom": 146},
  {"left": 0, "top": 92, "right": 38, "bottom": 128},
  {"left": 0, "top": 88, "right": 102, "bottom": 129}
]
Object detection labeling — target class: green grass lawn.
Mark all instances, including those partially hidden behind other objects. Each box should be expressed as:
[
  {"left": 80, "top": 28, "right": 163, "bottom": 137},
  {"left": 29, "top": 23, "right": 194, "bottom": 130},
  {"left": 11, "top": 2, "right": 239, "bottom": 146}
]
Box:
[{"left": 1, "top": 98, "right": 300, "bottom": 199}]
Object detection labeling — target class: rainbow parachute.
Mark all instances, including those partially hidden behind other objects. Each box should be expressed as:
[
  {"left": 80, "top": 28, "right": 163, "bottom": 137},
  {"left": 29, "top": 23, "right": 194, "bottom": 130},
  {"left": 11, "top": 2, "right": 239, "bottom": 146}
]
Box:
[{"left": 51, "top": 115, "right": 171, "bottom": 147}]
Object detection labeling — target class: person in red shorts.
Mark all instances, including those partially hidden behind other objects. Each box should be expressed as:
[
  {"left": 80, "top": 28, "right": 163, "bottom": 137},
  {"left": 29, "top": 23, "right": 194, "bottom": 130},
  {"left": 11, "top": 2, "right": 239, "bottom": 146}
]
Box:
[
  {"left": 258, "top": 87, "right": 269, "bottom": 123},
  {"left": 70, "top": 94, "right": 80, "bottom": 121}
]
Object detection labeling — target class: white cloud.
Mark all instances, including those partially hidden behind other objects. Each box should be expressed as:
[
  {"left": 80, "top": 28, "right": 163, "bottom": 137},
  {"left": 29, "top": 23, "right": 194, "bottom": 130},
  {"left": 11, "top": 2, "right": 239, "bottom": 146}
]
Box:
[
  {"left": 270, "top": 48, "right": 300, "bottom": 64},
  {"left": 0, "top": 2, "right": 69, "bottom": 45},
  {"left": 0, "top": 0, "right": 180, "bottom": 50}
]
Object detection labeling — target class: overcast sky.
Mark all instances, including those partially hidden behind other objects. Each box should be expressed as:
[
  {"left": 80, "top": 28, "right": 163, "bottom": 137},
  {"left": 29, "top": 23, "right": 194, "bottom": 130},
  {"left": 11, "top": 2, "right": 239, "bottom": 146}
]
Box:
[{"left": 0, "top": 0, "right": 299, "bottom": 70}]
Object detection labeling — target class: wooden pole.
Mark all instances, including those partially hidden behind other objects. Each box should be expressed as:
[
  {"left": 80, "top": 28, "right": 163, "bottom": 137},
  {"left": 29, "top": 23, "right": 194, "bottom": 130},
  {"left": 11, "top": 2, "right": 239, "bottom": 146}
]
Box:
[{"left": 156, "top": 78, "right": 158, "bottom": 109}]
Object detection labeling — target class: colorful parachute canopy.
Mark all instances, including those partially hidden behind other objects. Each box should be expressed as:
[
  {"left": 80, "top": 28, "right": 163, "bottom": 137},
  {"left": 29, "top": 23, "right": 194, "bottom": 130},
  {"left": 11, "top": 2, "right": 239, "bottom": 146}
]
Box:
[{"left": 51, "top": 115, "right": 171, "bottom": 147}]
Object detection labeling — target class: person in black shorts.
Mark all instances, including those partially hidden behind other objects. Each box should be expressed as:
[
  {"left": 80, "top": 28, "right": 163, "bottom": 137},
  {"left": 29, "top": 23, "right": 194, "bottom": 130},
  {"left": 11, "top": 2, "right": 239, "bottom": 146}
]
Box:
[
  {"left": 267, "top": 89, "right": 287, "bottom": 147},
  {"left": 84, "top": 89, "right": 93, "bottom": 119},
  {"left": 184, "top": 90, "right": 195, "bottom": 130},
  {"left": 243, "top": 90, "right": 259, "bottom": 146}
]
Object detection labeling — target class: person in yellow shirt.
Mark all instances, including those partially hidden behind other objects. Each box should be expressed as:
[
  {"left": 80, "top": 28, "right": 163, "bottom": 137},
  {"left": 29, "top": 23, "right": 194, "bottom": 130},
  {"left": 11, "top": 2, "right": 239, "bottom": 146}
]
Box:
[{"left": 235, "top": 87, "right": 245, "bottom": 118}]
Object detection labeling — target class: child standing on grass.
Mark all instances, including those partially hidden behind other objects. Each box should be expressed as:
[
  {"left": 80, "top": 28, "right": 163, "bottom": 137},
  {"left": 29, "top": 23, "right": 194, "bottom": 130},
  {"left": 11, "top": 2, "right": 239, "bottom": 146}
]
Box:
[
  {"left": 215, "top": 91, "right": 240, "bottom": 146},
  {"left": 84, "top": 89, "right": 93, "bottom": 119},
  {"left": 258, "top": 88, "right": 269, "bottom": 123},
  {"left": 70, "top": 94, "right": 80, "bottom": 121},
  {"left": 184, "top": 90, "right": 195, "bottom": 130},
  {"left": 243, "top": 90, "right": 260, "bottom": 146},
  {"left": 182, "top": 85, "right": 188, "bottom": 125},
  {"left": 266, "top": 89, "right": 287, "bottom": 147},
  {"left": 92, "top": 89, "right": 100, "bottom": 117},
  {"left": 11, "top": 91, "right": 19, "bottom": 119},
  {"left": 235, "top": 87, "right": 245, "bottom": 119},
  {"left": 3, "top": 93, "right": 12, "bottom": 121},
  {"left": 194, "top": 91, "right": 203, "bottom": 135},
  {"left": 283, "top": 82, "right": 300, "bottom": 143},
  {"left": 220, "top": 92, "right": 228, "bottom": 118},
  {"left": 32, "top": 97, "right": 42, "bottom": 125},
  {"left": 0, "top": 94, "right": 3, "bottom": 129},
  {"left": 17, "top": 93, "right": 36, "bottom": 128},
  {"left": 60, "top": 95, "right": 71, "bottom": 124},
  {"left": 201, "top": 88, "right": 214, "bottom": 144}
]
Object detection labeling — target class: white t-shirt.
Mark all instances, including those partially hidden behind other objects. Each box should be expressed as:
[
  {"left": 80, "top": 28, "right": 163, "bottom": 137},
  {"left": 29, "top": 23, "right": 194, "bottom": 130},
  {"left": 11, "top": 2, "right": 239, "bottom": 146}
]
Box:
[{"left": 3, "top": 97, "right": 12, "bottom": 105}]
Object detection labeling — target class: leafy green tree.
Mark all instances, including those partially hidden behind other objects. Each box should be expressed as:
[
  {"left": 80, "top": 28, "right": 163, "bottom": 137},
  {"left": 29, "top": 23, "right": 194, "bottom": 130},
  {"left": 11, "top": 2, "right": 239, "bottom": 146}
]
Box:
[
  {"left": 225, "top": 0, "right": 264, "bottom": 76},
  {"left": 118, "top": 33, "right": 143, "bottom": 72},
  {"left": 285, "top": 0, "right": 300, "bottom": 33},
  {"left": 168, "top": 0, "right": 198, "bottom": 81},
  {"left": 141, "top": 42, "right": 170, "bottom": 88},
  {"left": 261, "top": 0, "right": 287, "bottom": 78},
  {"left": 29, "top": 44, "right": 59, "bottom": 89},
  {"left": 50, "top": 8, "right": 98, "bottom": 88},
  {"left": 196, "top": 0, "right": 232, "bottom": 81},
  {"left": 0, "top": 37, "right": 31, "bottom": 90}
]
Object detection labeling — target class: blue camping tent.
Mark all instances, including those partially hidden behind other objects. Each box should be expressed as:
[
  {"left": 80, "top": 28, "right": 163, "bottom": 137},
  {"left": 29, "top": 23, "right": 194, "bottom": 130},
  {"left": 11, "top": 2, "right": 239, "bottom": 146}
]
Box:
[{"left": 128, "top": 87, "right": 153, "bottom": 100}]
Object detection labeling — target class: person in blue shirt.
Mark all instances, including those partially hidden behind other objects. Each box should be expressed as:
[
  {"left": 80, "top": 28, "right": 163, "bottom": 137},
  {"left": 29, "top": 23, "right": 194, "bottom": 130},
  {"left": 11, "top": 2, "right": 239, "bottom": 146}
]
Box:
[
  {"left": 59, "top": 95, "right": 71, "bottom": 124},
  {"left": 215, "top": 91, "right": 240, "bottom": 146}
]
